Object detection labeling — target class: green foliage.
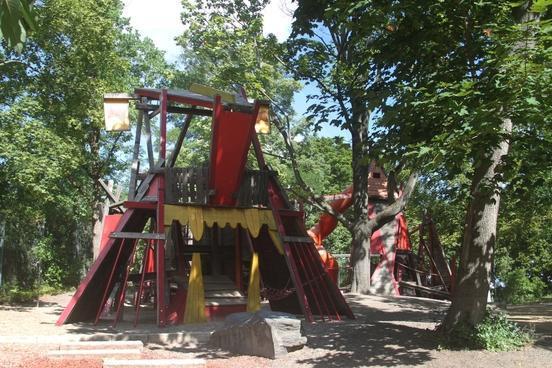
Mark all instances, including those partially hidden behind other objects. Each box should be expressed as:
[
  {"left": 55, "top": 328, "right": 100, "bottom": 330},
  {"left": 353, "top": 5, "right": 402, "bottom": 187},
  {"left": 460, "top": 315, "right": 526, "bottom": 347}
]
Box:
[
  {"left": 176, "top": 0, "right": 299, "bottom": 111},
  {"left": 0, "top": 0, "right": 36, "bottom": 51},
  {"left": 497, "top": 268, "right": 547, "bottom": 304},
  {"left": 441, "top": 308, "right": 533, "bottom": 351},
  {"left": 0, "top": 283, "right": 37, "bottom": 304},
  {"left": 0, "top": 0, "right": 170, "bottom": 290},
  {"left": 0, "top": 282, "right": 68, "bottom": 304}
]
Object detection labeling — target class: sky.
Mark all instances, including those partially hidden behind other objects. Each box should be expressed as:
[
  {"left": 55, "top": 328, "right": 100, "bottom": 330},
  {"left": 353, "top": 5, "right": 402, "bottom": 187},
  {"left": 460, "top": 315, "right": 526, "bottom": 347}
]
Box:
[
  {"left": 122, "top": 0, "right": 345, "bottom": 138},
  {"left": 122, "top": 0, "right": 296, "bottom": 62}
]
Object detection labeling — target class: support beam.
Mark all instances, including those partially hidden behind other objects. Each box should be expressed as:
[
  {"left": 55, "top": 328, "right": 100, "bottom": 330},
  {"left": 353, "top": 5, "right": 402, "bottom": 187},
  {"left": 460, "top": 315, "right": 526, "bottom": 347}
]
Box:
[
  {"left": 128, "top": 109, "right": 143, "bottom": 200},
  {"left": 144, "top": 114, "right": 155, "bottom": 170},
  {"left": 156, "top": 88, "right": 168, "bottom": 327},
  {"left": 109, "top": 232, "right": 165, "bottom": 240},
  {"left": 168, "top": 114, "right": 193, "bottom": 168},
  {"left": 137, "top": 103, "right": 212, "bottom": 117},
  {"left": 123, "top": 201, "right": 157, "bottom": 210},
  {"left": 98, "top": 179, "right": 118, "bottom": 203}
]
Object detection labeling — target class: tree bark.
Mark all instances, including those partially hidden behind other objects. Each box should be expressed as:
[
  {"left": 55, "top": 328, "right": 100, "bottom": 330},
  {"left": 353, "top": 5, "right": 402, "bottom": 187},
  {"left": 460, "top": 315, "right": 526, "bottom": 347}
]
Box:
[
  {"left": 349, "top": 97, "right": 372, "bottom": 293},
  {"left": 442, "top": 118, "right": 512, "bottom": 331},
  {"left": 442, "top": 1, "right": 537, "bottom": 332}
]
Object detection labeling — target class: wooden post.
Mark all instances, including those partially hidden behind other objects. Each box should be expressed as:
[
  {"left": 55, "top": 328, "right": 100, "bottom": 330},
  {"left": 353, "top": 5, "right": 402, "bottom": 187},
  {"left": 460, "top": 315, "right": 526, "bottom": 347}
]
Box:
[
  {"left": 234, "top": 227, "right": 242, "bottom": 291},
  {"left": 211, "top": 225, "right": 221, "bottom": 276},
  {"left": 144, "top": 112, "right": 155, "bottom": 170},
  {"left": 168, "top": 114, "right": 193, "bottom": 168},
  {"left": 129, "top": 107, "right": 144, "bottom": 200},
  {"left": 156, "top": 88, "right": 168, "bottom": 327}
]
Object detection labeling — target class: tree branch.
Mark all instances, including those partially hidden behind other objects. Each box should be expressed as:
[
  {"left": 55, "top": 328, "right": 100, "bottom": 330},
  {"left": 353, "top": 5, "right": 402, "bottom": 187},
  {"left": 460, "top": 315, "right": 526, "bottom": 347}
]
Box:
[
  {"left": 368, "top": 171, "right": 419, "bottom": 232},
  {"left": 252, "top": 86, "right": 353, "bottom": 229}
]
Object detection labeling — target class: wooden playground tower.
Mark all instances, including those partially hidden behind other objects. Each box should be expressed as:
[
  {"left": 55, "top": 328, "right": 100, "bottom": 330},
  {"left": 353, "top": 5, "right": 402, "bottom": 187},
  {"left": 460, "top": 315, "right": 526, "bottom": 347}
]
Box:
[{"left": 57, "top": 86, "right": 354, "bottom": 327}]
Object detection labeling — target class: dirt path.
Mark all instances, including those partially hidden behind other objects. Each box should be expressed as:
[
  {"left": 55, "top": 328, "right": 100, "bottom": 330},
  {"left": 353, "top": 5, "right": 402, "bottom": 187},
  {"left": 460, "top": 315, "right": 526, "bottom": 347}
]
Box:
[{"left": 0, "top": 292, "right": 550, "bottom": 367}]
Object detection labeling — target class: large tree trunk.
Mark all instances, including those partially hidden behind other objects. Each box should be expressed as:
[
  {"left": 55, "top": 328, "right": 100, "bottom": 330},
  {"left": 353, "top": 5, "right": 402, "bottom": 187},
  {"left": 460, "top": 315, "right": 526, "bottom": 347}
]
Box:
[
  {"left": 442, "top": 118, "right": 512, "bottom": 331},
  {"left": 349, "top": 100, "right": 372, "bottom": 293}
]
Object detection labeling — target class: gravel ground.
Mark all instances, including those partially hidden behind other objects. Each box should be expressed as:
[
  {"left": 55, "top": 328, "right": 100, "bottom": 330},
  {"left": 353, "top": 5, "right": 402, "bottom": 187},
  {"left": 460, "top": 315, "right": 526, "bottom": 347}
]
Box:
[{"left": 0, "top": 292, "right": 550, "bottom": 367}]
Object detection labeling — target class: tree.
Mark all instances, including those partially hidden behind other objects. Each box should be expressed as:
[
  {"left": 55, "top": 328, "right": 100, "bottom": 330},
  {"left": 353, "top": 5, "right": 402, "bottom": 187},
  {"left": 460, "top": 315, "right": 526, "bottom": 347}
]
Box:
[
  {"left": 0, "top": 0, "right": 36, "bottom": 52},
  {"left": 365, "top": 0, "right": 551, "bottom": 331},
  {"left": 174, "top": 0, "right": 308, "bottom": 181},
  {"left": 288, "top": 0, "right": 419, "bottom": 293},
  {"left": 0, "top": 0, "right": 170, "bottom": 288}
]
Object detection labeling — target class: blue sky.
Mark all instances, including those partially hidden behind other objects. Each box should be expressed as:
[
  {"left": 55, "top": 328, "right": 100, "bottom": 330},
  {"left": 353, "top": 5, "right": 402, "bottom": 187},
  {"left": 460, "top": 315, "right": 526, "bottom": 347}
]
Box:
[{"left": 122, "top": 0, "right": 347, "bottom": 139}]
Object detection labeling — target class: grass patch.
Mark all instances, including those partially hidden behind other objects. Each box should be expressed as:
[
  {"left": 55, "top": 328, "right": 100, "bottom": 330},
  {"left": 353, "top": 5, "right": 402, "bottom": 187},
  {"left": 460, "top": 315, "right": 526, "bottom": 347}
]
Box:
[{"left": 440, "top": 308, "right": 533, "bottom": 351}]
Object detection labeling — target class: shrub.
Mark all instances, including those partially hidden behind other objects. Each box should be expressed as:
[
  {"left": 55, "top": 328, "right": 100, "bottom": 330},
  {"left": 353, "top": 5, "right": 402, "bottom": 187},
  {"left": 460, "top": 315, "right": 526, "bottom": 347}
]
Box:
[
  {"left": 497, "top": 268, "right": 546, "bottom": 304},
  {"left": 0, "top": 283, "right": 68, "bottom": 305},
  {"left": 440, "top": 308, "right": 533, "bottom": 351}
]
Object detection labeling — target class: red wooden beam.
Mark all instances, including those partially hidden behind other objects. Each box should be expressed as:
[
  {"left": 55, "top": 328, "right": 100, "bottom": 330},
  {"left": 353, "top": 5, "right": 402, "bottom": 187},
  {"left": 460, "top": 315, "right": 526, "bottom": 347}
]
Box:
[
  {"left": 94, "top": 239, "right": 125, "bottom": 325},
  {"left": 156, "top": 89, "right": 168, "bottom": 327},
  {"left": 124, "top": 201, "right": 157, "bottom": 210}
]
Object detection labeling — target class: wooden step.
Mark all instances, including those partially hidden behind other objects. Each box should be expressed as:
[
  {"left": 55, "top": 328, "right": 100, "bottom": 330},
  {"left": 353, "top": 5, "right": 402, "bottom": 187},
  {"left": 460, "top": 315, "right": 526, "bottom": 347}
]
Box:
[
  {"left": 58, "top": 340, "right": 143, "bottom": 351},
  {"left": 47, "top": 348, "right": 141, "bottom": 358},
  {"left": 103, "top": 358, "right": 206, "bottom": 368},
  {"left": 205, "top": 297, "right": 247, "bottom": 306},
  {"left": 204, "top": 290, "right": 243, "bottom": 298}
]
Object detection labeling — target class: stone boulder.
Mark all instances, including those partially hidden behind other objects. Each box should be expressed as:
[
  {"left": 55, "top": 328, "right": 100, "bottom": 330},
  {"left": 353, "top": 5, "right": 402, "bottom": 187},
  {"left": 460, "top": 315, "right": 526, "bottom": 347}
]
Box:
[{"left": 209, "top": 310, "right": 306, "bottom": 359}]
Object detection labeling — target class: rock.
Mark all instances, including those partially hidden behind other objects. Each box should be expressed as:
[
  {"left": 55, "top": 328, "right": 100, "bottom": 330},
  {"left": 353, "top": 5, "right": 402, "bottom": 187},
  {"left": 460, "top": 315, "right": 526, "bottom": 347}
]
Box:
[{"left": 209, "top": 310, "right": 306, "bottom": 359}]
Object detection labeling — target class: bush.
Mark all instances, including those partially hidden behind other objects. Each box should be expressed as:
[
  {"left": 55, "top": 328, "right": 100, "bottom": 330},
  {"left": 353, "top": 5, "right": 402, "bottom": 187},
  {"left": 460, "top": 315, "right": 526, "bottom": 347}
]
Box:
[
  {"left": 496, "top": 268, "right": 546, "bottom": 304},
  {"left": 441, "top": 308, "right": 533, "bottom": 351},
  {"left": 0, "top": 283, "right": 38, "bottom": 304},
  {"left": 0, "top": 283, "right": 68, "bottom": 305}
]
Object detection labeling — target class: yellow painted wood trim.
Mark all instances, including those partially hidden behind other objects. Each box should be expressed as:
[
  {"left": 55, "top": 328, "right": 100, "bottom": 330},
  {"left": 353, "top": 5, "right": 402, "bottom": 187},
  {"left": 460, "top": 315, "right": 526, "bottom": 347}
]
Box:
[
  {"left": 164, "top": 205, "right": 284, "bottom": 254},
  {"left": 183, "top": 253, "right": 207, "bottom": 323},
  {"left": 246, "top": 252, "right": 261, "bottom": 312},
  {"left": 189, "top": 83, "right": 236, "bottom": 104}
]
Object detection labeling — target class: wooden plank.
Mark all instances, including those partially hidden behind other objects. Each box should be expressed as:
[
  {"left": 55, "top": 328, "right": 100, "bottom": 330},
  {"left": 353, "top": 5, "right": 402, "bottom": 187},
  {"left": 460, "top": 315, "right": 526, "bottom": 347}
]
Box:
[
  {"left": 143, "top": 114, "right": 155, "bottom": 170},
  {"left": 156, "top": 88, "right": 168, "bottom": 327},
  {"left": 123, "top": 201, "right": 157, "bottom": 210},
  {"left": 168, "top": 114, "right": 193, "bottom": 168},
  {"left": 204, "top": 290, "right": 243, "bottom": 298},
  {"left": 128, "top": 109, "right": 143, "bottom": 200},
  {"left": 148, "top": 108, "right": 160, "bottom": 120},
  {"left": 281, "top": 236, "right": 314, "bottom": 244},
  {"left": 189, "top": 83, "right": 236, "bottom": 104},
  {"left": 137, "top": 103, "right": 212, "bottom": 117},
  {"left": 399, "top": 281, "right": 450, "bottom": 298},
  {"left": 421, "top": 238, "right": 448, "bottom": 290},
  {"left": 110, "top": 232, "right": 165, "bottom": 240},
  {"left": 109, "top": 201, "right": 125, "bottom": 209},
  {"left": 99, "top": 179, "right": 118, "bottom": 203},
  {"left": 135, "top": 159, "right": 165, "bottom": 201},
  {"left": 205, "top": 298, "right": 247, "bottom": 306}
]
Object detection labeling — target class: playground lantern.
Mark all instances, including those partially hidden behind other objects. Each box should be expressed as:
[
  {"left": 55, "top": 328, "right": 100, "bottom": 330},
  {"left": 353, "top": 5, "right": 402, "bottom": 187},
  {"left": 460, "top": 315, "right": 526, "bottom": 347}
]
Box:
[
  {"left": 103, "top": 93, "right": 133, "bottom": 131},
  {"left": 255, "top": 102, "right": 270, "bottom": 134}
]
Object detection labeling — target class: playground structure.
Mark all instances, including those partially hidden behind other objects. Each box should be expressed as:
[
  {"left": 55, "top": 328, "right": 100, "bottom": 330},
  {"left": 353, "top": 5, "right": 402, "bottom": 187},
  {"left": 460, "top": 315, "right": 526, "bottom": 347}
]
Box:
[
  {"left": 57, "top": 86, "right": 354, "bottom": 328},
  {"left": 308, "top": 163, "right": 455, "bottom": 298}
]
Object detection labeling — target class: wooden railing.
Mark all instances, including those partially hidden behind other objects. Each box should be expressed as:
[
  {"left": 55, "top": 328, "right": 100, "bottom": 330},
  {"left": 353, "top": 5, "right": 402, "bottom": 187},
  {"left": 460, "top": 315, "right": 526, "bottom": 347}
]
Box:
[{"left": 165, "top": 167, "right": 271, "bottom": 207}]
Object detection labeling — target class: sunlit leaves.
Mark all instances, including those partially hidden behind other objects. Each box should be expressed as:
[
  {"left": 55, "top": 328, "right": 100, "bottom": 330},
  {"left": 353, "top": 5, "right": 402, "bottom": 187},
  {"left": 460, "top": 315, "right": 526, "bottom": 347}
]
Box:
[{"left": 0, "top": 0, "right": 36, "bottom": 51}]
